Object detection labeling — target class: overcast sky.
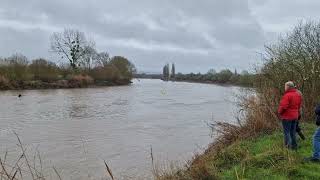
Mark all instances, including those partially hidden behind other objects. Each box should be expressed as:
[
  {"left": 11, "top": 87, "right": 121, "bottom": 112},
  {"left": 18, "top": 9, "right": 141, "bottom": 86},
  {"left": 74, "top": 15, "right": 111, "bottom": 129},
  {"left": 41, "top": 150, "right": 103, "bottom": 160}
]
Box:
[{"left": 0, "top": 0, "right": 319, "bottom": 73}]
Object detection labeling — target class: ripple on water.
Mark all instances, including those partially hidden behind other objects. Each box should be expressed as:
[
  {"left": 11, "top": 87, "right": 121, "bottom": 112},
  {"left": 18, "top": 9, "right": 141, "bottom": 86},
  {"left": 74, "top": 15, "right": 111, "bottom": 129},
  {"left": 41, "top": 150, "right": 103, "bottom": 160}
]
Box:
[{"left": 0, "top": 79, "right": 239, "bottom": 179}]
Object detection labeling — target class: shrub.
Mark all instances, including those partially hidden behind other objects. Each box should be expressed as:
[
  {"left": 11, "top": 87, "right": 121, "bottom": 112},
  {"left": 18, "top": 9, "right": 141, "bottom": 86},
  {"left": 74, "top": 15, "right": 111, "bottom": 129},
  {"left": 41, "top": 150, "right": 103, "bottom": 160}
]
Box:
[
  {"left": 257, "top": 21, "right": 320, "bottom": 120},
  {"left": 68, "top": 74, "right": 94, "bottom": 87},
  {"left": 0, "top": 74, "right": 11, "bottom": 89},
  {"left": 0, "top": 53, "right": 135, "bottom": 89},
  {"left": 90, "top": 65, "right": 121, "bottom": 81},
  {"left": 29, "top": 58, "right": 60, "bottom": 82},
  {"left": 109, "top": 56, "right": 136, "bottom": 80},
  {"left": 0, "top": 54, "right": 32, "bottom": 81},
  {"left": 216, "top": 69, "right": 233, "bottom": 83}
]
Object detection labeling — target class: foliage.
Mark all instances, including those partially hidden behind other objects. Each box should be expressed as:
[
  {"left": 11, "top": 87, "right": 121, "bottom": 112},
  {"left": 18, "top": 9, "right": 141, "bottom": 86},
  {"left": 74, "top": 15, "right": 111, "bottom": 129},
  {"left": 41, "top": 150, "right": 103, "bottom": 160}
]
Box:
[
  {"left": 68, "top": 74, "right": 94, "bottom": 87},
  {"left": 50, "top": 29, "right": 93, "bottom": 69},
  {"left": 29, "top": 58, "right": 60, "bottom": 82},
  {"left": 0, "top": 74, "right": 10, "bottom": 89},
  {"left": 159, "top": 21, "right": 320, "bottom": 180},
  {"left": 80, "top": 45, "right": 97, "bottom": 71},
  {"left": 0, "top": 54, "right": 32, "bottom": 81},
  {"left": 162, "top": 63, "right": 170, "bottom": 81},
  {"left": 257, "top": 20, "right": 320, "bottom": 120},
  {"left": 95, "top": 51, "right": 110, "bottom": 67},
  {"left": 162, "top": 63, "right": 175, "bottom": 81},
  {"left": 90, "top": 65, "right": 121, "bottom": 81},
  {"left": 109, "top": 56, "right": 136, "bottom": 80},
  {"left": 134, "top": 73, "right": 162, "bottom": 79},
  {"left": 171, "top": 63, "right": 175, "bottom": 79},
  {"left": 0, "top": 53, "right": 135, "bottom": 90},
  {"left": 207, "top": 69, "right": 216, "bottom": 75},
  {"left": 175, "top": 69, "right": 255, "bottom": 87},
  {"left": 217, "top": 69, "right": 233, "bottom": 83},
  {"left": 158, "top": 123, "right": 320, "bottom": 180}
]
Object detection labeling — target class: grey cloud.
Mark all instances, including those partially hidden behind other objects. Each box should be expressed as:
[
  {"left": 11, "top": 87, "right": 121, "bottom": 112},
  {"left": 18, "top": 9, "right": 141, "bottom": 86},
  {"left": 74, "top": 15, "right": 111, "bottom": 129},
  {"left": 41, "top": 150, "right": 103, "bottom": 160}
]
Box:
[
  {"left": 0, "top": 27, "right": 51, "bottom": 58},
  {"left": 1, "top": 0, "right": 319, "bottom": 73}
]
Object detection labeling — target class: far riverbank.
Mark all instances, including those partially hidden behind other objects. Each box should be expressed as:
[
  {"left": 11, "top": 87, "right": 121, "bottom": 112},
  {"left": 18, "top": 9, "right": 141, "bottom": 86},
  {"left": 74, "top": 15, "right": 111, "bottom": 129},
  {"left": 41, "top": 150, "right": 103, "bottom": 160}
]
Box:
[{"left": 0, "top": 78, "right": 132, "bottom": 91}]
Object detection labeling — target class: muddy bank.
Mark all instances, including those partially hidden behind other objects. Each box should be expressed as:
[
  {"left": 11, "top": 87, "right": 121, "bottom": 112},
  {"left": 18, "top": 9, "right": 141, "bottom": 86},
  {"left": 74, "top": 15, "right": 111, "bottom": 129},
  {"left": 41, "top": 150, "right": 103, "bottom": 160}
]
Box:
[{"left": 0, "top": 79, "right": 132, "bottom": 90}]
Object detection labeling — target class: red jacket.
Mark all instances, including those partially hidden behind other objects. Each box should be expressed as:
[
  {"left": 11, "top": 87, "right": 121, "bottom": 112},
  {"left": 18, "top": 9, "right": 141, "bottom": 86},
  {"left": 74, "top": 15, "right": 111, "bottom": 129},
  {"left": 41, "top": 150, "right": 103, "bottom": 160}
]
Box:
[{"left": 278, "top": 89, "right": 302, "bottom": 120}]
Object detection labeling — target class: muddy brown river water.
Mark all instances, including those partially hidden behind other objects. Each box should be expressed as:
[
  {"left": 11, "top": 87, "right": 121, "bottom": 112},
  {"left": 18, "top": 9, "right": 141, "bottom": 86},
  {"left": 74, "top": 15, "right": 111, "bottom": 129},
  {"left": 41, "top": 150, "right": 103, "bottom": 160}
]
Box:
[{"left": 0, "top": 79, "right": 239, "bottom": 179}]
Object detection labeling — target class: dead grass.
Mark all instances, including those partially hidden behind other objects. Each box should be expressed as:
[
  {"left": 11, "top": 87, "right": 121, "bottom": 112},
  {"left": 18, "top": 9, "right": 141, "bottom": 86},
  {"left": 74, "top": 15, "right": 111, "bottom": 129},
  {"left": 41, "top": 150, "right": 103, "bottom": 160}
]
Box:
[
  {"left": 68, "top": 74, "right": 94, "bottom": 87},
  {"left": 0, "top": 132, "right": 49, "bottom": 180},
  {"left": 0, "top": 75, "right": 11, "bottom": 90},
  {"left": 156, "top": 91, "right": 282, "bottom": 180},
  {"left": 1, "top": 132, "right": 116, "bottom": 180}
]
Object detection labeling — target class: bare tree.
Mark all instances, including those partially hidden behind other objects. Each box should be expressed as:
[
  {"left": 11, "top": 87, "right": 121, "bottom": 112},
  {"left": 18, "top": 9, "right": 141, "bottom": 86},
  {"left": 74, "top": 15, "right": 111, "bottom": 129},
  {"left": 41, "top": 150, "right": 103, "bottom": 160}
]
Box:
[
  {"left": 50, "top": 29, "right": 93, "bottom": 69},
  {"left": 6, "top": 53, "right": 28, "bottom": 65},
  {"left": 259, "top": 20, "right": 320, "bottom": 120},
  {"left": 81, "top": 45, "right": 97, "bottom": 70},
  {"left": 95, "top": 52, "right": 110, "bottom": 67}
]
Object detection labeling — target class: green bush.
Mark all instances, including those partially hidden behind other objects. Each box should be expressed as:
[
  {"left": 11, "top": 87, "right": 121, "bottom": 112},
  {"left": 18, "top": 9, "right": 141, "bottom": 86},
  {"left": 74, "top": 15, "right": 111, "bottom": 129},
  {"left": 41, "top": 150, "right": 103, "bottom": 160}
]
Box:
[
  {"left": 109, "top": 56, "right": 136, "bottom": 80},
  {"left": 216, "top": 69, "right": 233, "bottom": 83}
]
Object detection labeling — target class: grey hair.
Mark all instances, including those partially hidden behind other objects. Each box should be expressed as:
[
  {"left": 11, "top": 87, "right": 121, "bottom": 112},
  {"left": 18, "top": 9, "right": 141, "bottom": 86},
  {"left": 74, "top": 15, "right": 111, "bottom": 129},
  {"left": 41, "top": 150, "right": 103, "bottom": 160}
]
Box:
[{"left": 285, "top": 81, "right": 295, "bottom": 88}]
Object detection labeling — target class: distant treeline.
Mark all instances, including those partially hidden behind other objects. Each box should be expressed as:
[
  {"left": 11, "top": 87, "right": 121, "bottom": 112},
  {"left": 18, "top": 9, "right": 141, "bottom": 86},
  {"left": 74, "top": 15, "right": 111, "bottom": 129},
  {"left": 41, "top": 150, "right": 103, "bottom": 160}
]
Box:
[
  {"left": 174, "top": 69, "right": 255, "bottom": 87},
  {"left": 159, "top": 20, "right": 320, "bottom": 180},
  {"left": 135, "top": 68, "right": 255, "bottom": 87},
  {"left": 0, "top": 28, "right": 136, "bottom": 90},
  {"left": 134, "top": 73, "right": 162, "bottom": 79},
  {"left": 159, "top": 63, "right": 254, "bottom": 86}
]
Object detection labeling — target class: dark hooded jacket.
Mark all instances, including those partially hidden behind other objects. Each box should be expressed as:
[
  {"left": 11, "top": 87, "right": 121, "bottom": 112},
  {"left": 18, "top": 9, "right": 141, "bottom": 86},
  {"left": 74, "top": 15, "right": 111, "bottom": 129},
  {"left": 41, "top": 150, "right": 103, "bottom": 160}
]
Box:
[{"left": 315, "top": 104, "right": 320, "bottom": 126}]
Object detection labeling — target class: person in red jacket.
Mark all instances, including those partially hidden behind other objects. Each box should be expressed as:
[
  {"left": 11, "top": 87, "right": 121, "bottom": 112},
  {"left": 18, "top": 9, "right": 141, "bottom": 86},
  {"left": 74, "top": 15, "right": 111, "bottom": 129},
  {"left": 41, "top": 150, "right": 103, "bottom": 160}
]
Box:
[{"left": 278, "top": 81, "right": 302, "bottom": 150}]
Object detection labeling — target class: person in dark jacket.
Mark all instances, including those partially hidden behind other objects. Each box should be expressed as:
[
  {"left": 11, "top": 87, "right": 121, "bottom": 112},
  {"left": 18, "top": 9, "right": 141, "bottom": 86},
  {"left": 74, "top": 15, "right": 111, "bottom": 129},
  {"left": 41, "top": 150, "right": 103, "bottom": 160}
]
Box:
[
  {"left": 295, "top": 88, "right": 305, "bottom": 140},
  {"left": 296, "top": 116, "right": 305, "bottom": 140},
  {"left": 278, "top": 81, "right": 302, "bottom": 150},
  {"left": 304, "top": 104, "right": 320, "bottom": 162}
]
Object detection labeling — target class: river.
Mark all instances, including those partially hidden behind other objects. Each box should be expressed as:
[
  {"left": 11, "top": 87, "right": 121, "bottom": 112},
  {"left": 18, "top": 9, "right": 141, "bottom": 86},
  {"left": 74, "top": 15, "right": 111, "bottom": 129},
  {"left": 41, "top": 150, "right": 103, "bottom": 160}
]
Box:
[{"left": 0, "top": 79, "right": 240, "bottom": 179}]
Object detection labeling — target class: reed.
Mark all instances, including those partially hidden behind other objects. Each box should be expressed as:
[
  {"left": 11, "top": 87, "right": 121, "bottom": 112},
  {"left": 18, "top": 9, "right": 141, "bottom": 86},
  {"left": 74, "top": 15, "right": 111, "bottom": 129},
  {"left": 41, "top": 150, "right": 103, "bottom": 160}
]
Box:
[{"left": 0, "top": 133, "right": 117, "bottom": 180}]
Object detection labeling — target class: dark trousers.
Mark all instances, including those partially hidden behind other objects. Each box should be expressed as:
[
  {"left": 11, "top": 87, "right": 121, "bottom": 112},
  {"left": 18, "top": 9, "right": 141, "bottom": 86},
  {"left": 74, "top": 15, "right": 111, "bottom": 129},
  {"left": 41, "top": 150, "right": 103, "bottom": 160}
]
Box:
[
  {"left": 282, "top": 120, "right": 297, "bottom": 149},
  {"left": 296, "top": 121, "right": 301, "bottom": 133},
  {"left": 296, "top": 121, "right": 305, "bottom": 140},
  {"left": 313, "top": 128, "right": 320, "bottom": 159}
]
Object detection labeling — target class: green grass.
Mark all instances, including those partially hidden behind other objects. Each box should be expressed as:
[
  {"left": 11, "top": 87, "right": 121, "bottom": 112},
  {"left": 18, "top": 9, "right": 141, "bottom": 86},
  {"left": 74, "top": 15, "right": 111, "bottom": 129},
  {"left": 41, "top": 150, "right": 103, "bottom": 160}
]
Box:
[
  {"left": 158, "top": 123, "right": 320, "bottom": 180},
  {"left": 215, "top": 123, "right": 320, "bottom": 180}
]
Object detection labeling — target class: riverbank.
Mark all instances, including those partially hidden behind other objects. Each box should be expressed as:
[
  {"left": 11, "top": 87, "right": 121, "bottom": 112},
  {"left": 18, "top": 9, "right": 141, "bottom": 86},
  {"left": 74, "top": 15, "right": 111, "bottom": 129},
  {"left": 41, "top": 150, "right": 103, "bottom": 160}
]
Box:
[
  {"left": 135, "top": 68, "right": 255, "bottom": 87},
  {"left": 0, "top": 54, "right": 136, "bottom": 91},
  {"left": 0, "top": 78, "right": 132, "bottom": 90},
  {"left": 134, "top": 77, "right": 252, "bottom": 87},
  {"left": 158, "top": 123, "right": 320, "bottom": 179},
  {"left": 1, "top": 79, "right": 230, "bottom": 179},
  {"left": 171, "top": 79, "right": 251, "bottom": 87}
]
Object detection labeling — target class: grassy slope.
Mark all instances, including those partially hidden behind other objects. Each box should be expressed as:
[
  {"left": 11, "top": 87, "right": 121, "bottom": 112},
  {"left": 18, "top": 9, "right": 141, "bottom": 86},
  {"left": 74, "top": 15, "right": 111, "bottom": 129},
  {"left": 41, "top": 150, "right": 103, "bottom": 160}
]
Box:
[{"left": 211, "top": 123, "right": 320, "bottom": 179}]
